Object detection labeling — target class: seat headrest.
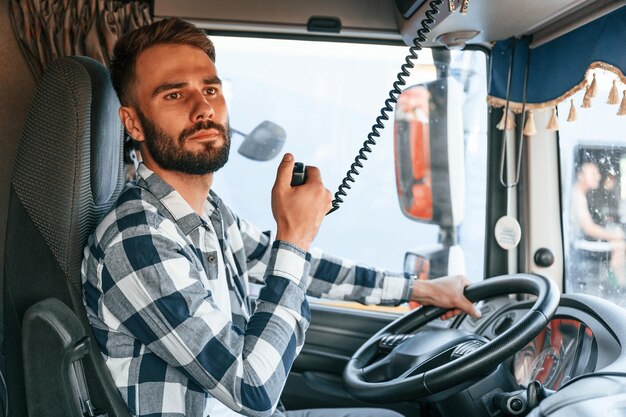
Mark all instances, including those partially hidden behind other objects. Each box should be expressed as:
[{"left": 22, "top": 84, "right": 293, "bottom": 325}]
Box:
[{"left": 11, "top": 56, "right": 125, "bottom": 280}]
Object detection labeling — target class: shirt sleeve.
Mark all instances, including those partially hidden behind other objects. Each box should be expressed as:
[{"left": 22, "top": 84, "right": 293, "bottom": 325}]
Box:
[
  {"left": 236, "top": 217, "right": 412, "bottom": 306},
  {"left": 307, "top": 248, "right": 412, "bottom": 306},
  {"left": 97, "top": 221, "right": 311, "bottom": 417}
]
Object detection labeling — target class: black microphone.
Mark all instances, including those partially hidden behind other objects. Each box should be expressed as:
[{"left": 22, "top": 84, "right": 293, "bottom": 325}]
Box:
[{"left": 291, "top": 162, "right": 306, "bottom": 186}]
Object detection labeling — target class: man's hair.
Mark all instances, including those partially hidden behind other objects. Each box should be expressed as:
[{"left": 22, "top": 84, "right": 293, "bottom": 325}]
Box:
[{"left": 110, "top": 17, "right": 215, "bottom": 106}]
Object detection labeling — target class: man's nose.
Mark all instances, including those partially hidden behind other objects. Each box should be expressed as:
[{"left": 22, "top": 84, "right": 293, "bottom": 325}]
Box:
[{"left": 191, "top": 90, "right": 214, "bottom": 121}]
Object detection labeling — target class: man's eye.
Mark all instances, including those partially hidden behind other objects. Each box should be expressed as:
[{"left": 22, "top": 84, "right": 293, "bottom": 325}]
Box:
[
  {"left": 205, "top": 87, "right": 217, "bottom": 95},
  {"left": 165, "top": 92, "right": 181, "bottom": 100}
]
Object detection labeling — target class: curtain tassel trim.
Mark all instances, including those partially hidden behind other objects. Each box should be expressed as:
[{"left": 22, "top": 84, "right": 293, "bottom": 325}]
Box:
[
  {"left": 588, "top": 73, "right": 598, "bottom": 98},
  {"left": 497, "top": 109, "right": 516, "bottom": 130},
  {"left": 619, "top": 91, "right": 626, "bottom": 116},
  {"left": 608, "top": 80, "right": 620, "bottom": 104},
  {"left": 487, "top": 61, "right": 626, "bottom": 112},
  {"left": 581, "top": 82, "right": 593, "bottom": 108},
  {"left": 546, "top": 107, "right": 559, "bottom": 131},
  {"left": 523, "top": 110, "right": 536, "bottom": 136},
  {"left": 567, "top": 99, "right": 577, "bottom": 122}
]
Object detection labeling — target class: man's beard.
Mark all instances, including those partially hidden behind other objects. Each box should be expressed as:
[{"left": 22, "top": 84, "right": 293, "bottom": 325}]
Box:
[{"left": 137, "top": 110, "right": 231, "bottom": 175}]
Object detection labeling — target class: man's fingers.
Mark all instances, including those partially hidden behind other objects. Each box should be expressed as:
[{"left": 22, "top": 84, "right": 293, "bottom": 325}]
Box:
[
  {"left": 440, "top": 309, "right": 460, "bottom": 320},
  {"left": 304, "top": 166, "right": 322, "bottom": 183},
  {"left": 275, "top": 153, "right": 295, "bottom": 187},
  {"left": 452, "top": 275, "right": 480, "bottom": 318},
  {"left": 457, "top": 297, "right": 481, "bottom": 319},
  {"left": 440, "top": 304, "right": 480, "bottom": 320}
]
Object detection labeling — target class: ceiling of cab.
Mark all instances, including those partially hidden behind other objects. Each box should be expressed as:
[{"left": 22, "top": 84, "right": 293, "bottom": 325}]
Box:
[
  {"left": 413, "top": 0, "right": 625, "bottom": 48},
  {"left": 155, "top": 0, "right": 625, "bottom": 47},
  {"left": 155, "top": 0, "right": 402, "bottom": 41}
]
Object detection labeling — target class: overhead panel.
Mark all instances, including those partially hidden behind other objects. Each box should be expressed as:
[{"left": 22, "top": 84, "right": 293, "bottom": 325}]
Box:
[
  {"left": 154, "top": 0, "right": 402, "bottom": 41},
  {"left": 400, "top": 0, "right": 609, "bottom": 47}
]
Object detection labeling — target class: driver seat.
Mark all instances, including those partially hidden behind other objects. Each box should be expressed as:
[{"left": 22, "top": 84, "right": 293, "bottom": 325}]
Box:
[{"left": 4, "top": 56, "right": 131, "bottom": 417}]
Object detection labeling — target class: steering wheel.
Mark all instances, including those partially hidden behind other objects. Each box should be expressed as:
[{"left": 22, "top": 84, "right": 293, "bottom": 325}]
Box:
[{"left": 343, "top": 274, "right": 559, "bottom": 402}]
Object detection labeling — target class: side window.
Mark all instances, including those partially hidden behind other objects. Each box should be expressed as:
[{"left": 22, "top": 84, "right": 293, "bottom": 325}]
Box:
[
  {"left": 559, "top": 68, "right": 626, "bottom": 306},
  {"left": 211, "top": 37, "right": 488, "bottom": 312}
]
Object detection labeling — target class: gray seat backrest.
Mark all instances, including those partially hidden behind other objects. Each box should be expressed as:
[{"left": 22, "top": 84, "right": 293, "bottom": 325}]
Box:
[{"left": 4, "top": 56, "right": 130, "bottom": 417}]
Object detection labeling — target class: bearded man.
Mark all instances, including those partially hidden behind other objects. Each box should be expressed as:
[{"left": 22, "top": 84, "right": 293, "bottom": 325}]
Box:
[{"left": 81, "top": 17, "right": 479, "bottom": 417}]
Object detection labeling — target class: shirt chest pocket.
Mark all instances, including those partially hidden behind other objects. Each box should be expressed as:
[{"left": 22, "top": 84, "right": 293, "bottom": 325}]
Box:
[
  {"left": 175, "top": 245, "right": 212, "bottom": 286},
  {"left": 202, "top": 250, "right": 219, "bottom": 280}
]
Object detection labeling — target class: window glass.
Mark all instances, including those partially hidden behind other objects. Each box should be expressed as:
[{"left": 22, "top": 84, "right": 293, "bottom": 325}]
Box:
[
  {"left": 559, "top": 67, "right": 626, "bottom": 306},
  {"left": 210, "top": 36, "right": 488, "bottom": 309}
]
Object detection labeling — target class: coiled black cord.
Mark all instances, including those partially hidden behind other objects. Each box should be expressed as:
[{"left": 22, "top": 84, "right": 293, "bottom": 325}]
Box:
[{"left": 328, "top": 0, "right": 443, "bottom": 214}]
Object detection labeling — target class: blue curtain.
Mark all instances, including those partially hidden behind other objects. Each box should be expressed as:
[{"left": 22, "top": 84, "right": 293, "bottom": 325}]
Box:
[{"left": 488, "top": 7, "right": 626, "bottom": 106}]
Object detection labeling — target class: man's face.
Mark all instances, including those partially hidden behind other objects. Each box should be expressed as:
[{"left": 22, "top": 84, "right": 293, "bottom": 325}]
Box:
[
  {"left": 580, "top": 162, "right": 601, "bottom": 190},
  {"left": 126, "top": 43, "right": 230, "bottom": 175}
]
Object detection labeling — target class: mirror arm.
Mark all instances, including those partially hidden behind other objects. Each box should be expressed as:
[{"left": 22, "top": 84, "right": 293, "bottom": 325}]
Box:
[
  {"left": 438, "top": 226, "right": 457, "bottom": 246},
  {"left": 230, "top": 127, "right": 246, "bottom": 138}
]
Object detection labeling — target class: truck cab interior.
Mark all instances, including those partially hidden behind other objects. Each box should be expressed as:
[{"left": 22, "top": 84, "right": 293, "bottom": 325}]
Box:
[{"left": 1, "top": 1, "right": 626, "bottom": 417}]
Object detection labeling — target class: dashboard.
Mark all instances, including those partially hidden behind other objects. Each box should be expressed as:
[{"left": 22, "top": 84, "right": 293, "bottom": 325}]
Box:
[
  {"left": 512, "top": 317, "right": 595, "bottom": 390},
  {"left": 458, "top": 295, "right": 623, "bottom": 392}
]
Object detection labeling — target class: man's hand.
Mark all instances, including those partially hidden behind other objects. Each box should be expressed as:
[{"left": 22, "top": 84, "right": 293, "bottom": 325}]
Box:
[
  {"left": 272, "top": 153, "right": 332, "bottom": 251},
  {"left": 410, "top": 275, "right": 481, "bottom": 320}
]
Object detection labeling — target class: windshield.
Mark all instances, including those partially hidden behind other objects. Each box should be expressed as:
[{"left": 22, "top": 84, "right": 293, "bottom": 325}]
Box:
[
  {"left": 210, "top": 36, "right": 488, "bottom": 291},
  {"left": 559, "top": 68, "right": 626, "bottom": 306}
]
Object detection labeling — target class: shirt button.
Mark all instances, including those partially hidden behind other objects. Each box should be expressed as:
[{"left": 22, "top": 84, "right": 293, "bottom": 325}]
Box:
[{"left": 207, "top": 255, "right": 216, "bottom": 263}]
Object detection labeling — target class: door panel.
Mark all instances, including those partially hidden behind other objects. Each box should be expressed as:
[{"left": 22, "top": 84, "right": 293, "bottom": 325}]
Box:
[{"left": 281, "top": 302, "right": 423, "bottom": 416}]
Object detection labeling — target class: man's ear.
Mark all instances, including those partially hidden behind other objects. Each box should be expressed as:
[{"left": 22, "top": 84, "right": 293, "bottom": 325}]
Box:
[{"left": 119, "top": 106, "right": 145, "bottom": 142}]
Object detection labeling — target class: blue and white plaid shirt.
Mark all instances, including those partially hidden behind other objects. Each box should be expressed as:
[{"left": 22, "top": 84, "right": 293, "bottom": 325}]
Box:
[{"left": 82, "top": 163, "right": 412, "bottom": 417}]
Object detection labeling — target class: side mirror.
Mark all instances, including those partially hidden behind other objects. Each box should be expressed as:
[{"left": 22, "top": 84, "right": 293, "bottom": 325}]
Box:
[
  {"left": 393, "top": 79, "right": 465, "bottom": 228},
  {"left": 404, "top": 244, "right": 466, "bottom": 281},
  {"left": 235, "top": 120, "right": 286, "bottom": 161}
]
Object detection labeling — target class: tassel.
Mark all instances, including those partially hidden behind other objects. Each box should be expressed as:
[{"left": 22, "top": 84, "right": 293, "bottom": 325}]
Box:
[
  {"left": 618, "top": 91, "right": 626, "bottom": 116},
  {"left": 496, "top": 111, "right": 505, "bottom": 130},
  {"left": 497, "top": 109, "right": 516, "bottom": 130},
  {"left": 608, "top": 80, "right": 620, "bottom": 105},
  {"left": 588, "top": 73, "right": 597, "bottom": 98},
  {"left": 567, "top": 99, "right": 577, "bottom": 122},
  {"left": 582, "top": 92, "right": 592, "bottom": 108},
  {"left": 582, "top": 81, "right": 594, "bottom": 108},
  {"left": 546, "top": 107, "right": 559, "bottom": 131},
  {"left": 460, "top": 0, "right": 469, "bottom": 14},
  {"left": 523, "top": 110, "right": 536, "bottom": 136},
  {"left": 506, "top": 110, "right": 516, "bottom": 130}
]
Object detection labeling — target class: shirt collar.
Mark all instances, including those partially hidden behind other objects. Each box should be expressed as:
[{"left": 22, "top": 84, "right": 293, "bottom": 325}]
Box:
[{"left": 136, "top": 163, "right": 213, "bottom": 235}]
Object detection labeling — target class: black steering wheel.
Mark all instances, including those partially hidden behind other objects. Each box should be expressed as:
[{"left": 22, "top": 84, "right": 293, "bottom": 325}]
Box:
[{"left": 343, "top": 274, "right": 559, "bottom": 402}]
